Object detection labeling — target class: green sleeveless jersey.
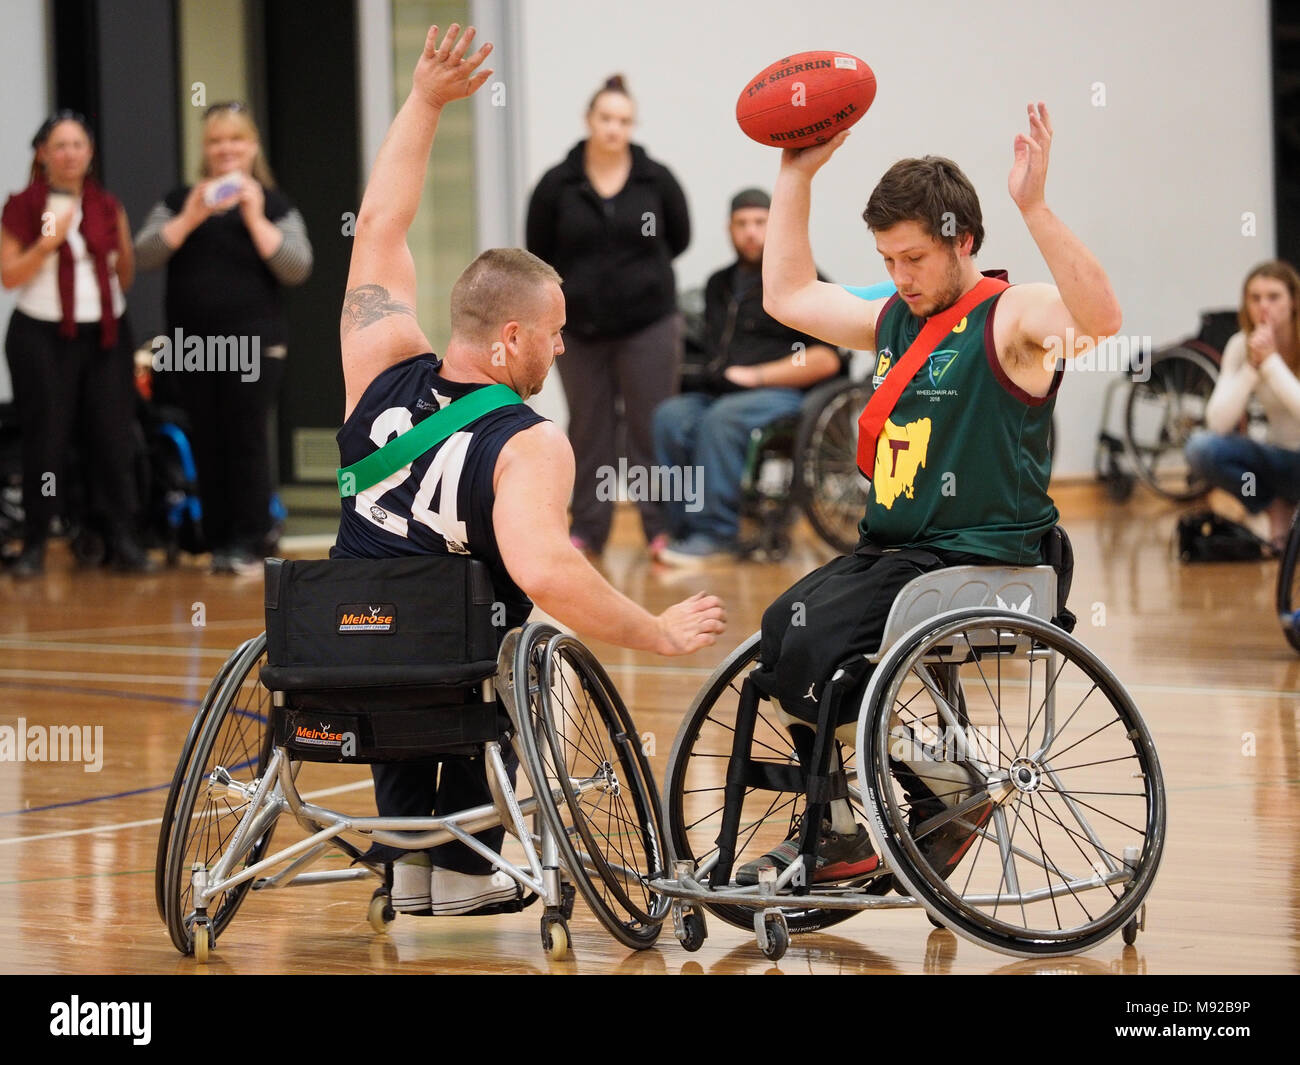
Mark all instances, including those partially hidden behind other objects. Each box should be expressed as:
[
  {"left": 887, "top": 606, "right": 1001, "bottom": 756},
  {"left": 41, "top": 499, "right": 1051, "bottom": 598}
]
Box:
[{"left": 860, "top": 286, "right": 1060, "bottom": 564}]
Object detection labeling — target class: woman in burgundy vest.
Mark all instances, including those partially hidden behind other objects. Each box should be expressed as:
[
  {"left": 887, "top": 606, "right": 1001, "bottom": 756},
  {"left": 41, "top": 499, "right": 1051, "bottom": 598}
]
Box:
[{"left": 0, "top": 111, "right": 150, "bottom": 577}]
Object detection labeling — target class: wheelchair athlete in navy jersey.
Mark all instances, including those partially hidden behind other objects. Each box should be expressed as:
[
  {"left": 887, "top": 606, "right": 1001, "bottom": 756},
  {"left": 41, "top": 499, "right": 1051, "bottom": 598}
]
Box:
[{"left": 333, "top": 24, "right": 726, "bottom": 916}]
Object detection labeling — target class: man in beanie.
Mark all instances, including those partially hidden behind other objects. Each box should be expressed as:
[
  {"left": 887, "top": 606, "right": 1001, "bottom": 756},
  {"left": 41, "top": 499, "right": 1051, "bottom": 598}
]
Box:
[{"left": 653, "top": 188, "right": 840, "bottom": 565}]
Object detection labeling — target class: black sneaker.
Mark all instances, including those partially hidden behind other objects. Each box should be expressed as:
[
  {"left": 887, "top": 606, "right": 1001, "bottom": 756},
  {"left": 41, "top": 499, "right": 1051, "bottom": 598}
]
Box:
[{"left": 735, "top": 823, "right": 884, "bottom": 886}]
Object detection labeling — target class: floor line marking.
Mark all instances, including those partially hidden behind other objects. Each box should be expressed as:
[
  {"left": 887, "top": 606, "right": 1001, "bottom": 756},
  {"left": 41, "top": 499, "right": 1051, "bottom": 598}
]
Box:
[{"left": 0, "top": 778, "right": 374, "bottom": 847}]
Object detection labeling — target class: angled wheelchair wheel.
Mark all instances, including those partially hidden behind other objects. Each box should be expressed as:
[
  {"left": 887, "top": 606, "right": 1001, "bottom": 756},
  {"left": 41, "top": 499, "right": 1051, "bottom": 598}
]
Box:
[
  {"left": 511, "top": 624, "right": 667, "bottom": 950},
  {"left": 794, "top": 379, "right": 871, "bottom": 556},
  {"left": 1123, "top": 343, "right": 1218, "bottom": 501},
  {"left": 160, "top": 634, "right": 276, "bottom": 956},
  {"left": 1276, "top": 509, "right": 1300, "bottom": 653},
  {"left": 664, "top": 633, "right": 872, "bottom": 934},
  {"left": 856, "top": 608, "right": 1165, "bottom": 957},
  {"left": 154, "top": 642, "right": 244, "bottom": 922}
]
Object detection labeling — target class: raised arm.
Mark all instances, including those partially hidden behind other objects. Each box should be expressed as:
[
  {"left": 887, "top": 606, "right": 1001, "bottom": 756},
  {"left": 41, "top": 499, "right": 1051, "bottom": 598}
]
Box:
[
  {"left": 999, "top": 103, "right": 1123, "bottom": 390},
  {"left": 763, "top": 132, "right": 889, "bottom": 351},
  {"left": 341, "top": 23, "right": 493, "bottom": 419},
  {"left": 494, "top": 422, "right": 726, "bottom": 656}
]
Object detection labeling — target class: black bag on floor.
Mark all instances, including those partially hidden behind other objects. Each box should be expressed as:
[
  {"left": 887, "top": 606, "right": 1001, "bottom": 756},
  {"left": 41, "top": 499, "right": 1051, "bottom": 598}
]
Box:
[{"left": 1176, "top": 510, "right": 1271, "bottom": 562}]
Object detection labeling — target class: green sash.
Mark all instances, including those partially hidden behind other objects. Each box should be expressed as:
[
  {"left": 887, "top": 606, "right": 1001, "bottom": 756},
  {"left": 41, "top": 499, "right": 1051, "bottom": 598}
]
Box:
[{"left": 336, "top": 383, "right": 523, "bottom": 498}]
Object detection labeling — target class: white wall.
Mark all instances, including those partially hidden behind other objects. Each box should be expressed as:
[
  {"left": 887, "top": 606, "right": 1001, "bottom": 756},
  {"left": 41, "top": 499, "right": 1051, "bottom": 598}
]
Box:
[
  {"left": 511, "top": 0, "right": 1274, "bottom": 476},
  {"left": 0, "top": 1, "right": 50, "bottom": 404}
]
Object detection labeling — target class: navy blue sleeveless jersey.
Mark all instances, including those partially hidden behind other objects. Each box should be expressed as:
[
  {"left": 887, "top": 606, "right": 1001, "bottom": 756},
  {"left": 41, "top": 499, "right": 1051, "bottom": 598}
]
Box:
[{"left": 331, "top": 353, "right": 548, "bottom": 629}]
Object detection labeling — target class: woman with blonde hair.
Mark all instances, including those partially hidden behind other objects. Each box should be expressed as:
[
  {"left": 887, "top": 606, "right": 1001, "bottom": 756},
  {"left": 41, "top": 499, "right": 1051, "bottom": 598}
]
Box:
[
  {"left": 1186, "top": 259, "right": 1300, "bottom": 549},
  {"left": 135, "top": 102, "right": 312, "bottom": 574}
]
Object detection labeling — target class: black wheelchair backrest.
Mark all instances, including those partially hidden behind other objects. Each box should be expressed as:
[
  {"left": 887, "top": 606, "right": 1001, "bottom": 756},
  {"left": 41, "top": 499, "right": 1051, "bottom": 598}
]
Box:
[{"left": 261, "top": 554, "right": 499, "bottom": 690}]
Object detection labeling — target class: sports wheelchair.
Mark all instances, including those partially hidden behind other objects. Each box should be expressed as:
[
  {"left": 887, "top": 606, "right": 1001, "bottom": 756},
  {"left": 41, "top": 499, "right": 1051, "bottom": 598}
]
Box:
[
  {"left": 654, "top": 531, "right": 1166, "bottom": 960},
  {"left": 155, "top": 555, "right": 668, "bottom": 962}
]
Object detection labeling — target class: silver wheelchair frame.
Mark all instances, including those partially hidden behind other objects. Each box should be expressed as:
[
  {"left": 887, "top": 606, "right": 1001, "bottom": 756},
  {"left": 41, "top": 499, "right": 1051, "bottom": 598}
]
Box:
[
  {"left": 654, "top": 563, "right": 1166, "bottom": 961},
  {"left": 156, "top": 623, "right": 669, "bottom": 963}
]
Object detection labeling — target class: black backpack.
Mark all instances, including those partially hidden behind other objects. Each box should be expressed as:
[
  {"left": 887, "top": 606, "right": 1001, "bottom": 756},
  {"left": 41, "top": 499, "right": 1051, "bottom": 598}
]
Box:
[{"left": 1176, "top": 509, "right": 1272, "bottom": 562}]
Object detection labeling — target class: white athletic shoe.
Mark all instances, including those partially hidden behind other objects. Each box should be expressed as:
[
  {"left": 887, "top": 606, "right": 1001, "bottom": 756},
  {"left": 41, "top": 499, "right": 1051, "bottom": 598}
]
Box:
[
  {"left": 391, "top": 855, "right": 432, "bottom": 915},
  {"left": 429, "top": 867, "right": 519, "bottom": 916}
]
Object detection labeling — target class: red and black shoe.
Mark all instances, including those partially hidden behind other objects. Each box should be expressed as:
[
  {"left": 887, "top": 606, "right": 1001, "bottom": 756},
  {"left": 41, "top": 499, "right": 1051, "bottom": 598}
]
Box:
[
  {"left": 736, "top": 823, "right": 890, "bottom": 887},
  {"left": 914, "top": 798, "right": 994, "bottom": 878}
]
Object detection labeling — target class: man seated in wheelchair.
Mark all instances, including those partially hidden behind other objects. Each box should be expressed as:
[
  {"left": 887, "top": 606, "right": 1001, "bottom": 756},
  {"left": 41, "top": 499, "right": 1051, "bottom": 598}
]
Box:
[
  {"left": 652, "top": 188, "right": 841, "bottom": 566},
  {"left": 332, "top": 25, "right": 725, "bottom": 915},
  {"left": 742, "top": 104, "right": 1120, "bottom": 886}
]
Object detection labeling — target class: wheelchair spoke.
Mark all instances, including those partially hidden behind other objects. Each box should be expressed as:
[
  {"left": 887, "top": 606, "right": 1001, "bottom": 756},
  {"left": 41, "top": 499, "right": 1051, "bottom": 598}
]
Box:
[
  {"left": 1038, "top": 712, "right": 1123, "bottom": 767},
  {"left": 1028, "top": 789, "right": 1135, "bottom": 873}
]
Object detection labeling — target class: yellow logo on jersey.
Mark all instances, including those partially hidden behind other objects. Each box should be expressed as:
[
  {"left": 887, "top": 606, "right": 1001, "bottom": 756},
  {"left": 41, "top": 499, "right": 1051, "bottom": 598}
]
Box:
[
  {"left": 875, "top": 351, "right": 892, "bottom": 378},
  {"left": 951, "top": 316, "right": 968, "bottom": 334},
  {"left": 873, "top": 416, "right": 932, "bottom": 509}
]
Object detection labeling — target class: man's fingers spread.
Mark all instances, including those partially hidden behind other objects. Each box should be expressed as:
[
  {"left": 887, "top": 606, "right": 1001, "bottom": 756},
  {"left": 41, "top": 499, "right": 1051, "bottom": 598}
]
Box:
[
  {"left": 465, "top": 41, "right": 493, "bottom": 70},
  {"left": 437, "top": 23, "right": 459, "bottom": 57},
  {"left": 452, "top": 25, "right": 475, "bottom": 59}
]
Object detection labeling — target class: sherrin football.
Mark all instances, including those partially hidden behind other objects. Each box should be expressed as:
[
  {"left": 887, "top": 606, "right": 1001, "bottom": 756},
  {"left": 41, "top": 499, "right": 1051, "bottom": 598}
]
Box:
[{"left": 736, "top": 50, "right": 876, "bottom": 149}]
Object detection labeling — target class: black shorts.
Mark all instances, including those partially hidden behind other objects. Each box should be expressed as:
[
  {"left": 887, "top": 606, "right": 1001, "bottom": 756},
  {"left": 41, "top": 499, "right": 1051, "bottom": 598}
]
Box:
[{"left": 749, "top": 542, "right": 994, "bottom": 728}]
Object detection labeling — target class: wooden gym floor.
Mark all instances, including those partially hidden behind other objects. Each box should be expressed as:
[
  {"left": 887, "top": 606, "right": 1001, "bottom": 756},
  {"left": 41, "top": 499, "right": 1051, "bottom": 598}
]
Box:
[{"left": 0, "top": 483, "right": 1296, "bottom": 975}]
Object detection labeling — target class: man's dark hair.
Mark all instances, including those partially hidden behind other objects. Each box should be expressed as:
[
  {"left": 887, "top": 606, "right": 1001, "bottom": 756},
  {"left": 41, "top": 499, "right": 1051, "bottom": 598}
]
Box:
[{"left": 863, "top": 156, "right": 984, "bottom": 255}]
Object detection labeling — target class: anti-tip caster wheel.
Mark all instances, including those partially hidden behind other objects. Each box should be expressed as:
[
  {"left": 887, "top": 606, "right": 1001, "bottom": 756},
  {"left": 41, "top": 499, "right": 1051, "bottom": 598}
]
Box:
[
  {"left": 1122, "top": 904, "right": 1146, "bottom": 946},
  {"left": 926, "top": 911, "right": 944, "bottom": 929},
  {"left": 677, "top": 909, "right": 707, "bottom": 953},
  {"left": 368, "top": 892, "right": 395, "bottom": 934},
  {"left": 541, "top": 915, "right": 569, "bottom": 960},
  {"left": 755, "top": 910, "right": 789, "bottom": 962},
  {"left": 192, "top": 920, "right": 211, "bottom": 963}
]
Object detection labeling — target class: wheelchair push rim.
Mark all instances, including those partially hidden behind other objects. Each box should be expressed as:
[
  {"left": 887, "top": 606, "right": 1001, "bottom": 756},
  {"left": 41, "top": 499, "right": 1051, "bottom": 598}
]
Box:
[
  {"left": 856, "top": 608, "right": 1165, "bottom": 957},
  {"left": 160, "top": 634, "right": 277, "bottom": 956},
  {"left": 511, "top": 624, "right": 668, "bottom": 949}
]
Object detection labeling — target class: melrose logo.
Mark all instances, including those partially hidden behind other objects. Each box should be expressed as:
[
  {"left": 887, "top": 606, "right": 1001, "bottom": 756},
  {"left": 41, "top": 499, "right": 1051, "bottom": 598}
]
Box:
[
  {"left": 0, "top": 719, "right": 104, "bottom": 772},
  {"left": 151, "top": 329, "right": 262, "bottom": 382}
]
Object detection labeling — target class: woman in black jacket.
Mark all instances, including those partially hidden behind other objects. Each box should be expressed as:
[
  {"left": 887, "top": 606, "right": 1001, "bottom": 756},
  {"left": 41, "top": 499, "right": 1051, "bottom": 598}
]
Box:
[{"left": 526, "top": 75, "right": 690, "bottom": 557}]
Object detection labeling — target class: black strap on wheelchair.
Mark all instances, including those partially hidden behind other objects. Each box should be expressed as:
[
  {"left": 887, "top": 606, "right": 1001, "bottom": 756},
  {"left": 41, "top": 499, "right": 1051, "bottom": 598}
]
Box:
[
  {"left": 711, "top": 671, "right": 850, "bottom": 893},
  {"left": 791, "top": 667, "right": 853, "bottom": 896},
  {"left": 1040, "top": 525, "right": 1077, "bottom": 632},
  {"left": 712, "top": 676, "right": 762, "bottom": 888}
]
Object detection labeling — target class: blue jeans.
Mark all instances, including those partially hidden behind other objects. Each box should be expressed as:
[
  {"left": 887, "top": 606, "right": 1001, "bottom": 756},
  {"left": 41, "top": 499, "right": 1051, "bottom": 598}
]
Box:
[
  {"left": 1184, "top": 430, "right": 1300, "bottom": 513},
  {"left": 652, "top": 388, "right": 804, "bottom": 542}
]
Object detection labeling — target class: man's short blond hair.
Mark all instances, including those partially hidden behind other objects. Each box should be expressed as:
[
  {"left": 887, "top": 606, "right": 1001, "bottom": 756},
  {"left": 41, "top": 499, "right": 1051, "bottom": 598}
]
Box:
[{"left": 449, "top": 248, "right": 562, "bottom": 341}]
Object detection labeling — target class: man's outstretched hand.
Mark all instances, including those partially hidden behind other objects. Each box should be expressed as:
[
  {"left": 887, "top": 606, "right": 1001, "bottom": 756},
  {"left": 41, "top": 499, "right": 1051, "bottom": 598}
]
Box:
[
  {"left": 654, "top": 591, "right": 727, "bottom": 656},
  {"left": 780, "top": 129, "right": 852, "bottom": 180},
  {"left": 412, "top": 24, "right": 494, "bottom": 109}
]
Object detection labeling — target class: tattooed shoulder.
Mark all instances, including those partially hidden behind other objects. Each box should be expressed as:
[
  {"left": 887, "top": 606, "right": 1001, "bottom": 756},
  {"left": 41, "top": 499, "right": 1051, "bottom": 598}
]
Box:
[{"left": 341, "top": 284, "right": 416, "bottom": 336}]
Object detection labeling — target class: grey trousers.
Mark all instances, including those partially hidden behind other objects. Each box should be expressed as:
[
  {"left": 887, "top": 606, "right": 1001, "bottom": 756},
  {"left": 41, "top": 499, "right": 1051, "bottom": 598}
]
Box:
[{"left": 556, "top": 312, "right": 682, "bottom": 548}]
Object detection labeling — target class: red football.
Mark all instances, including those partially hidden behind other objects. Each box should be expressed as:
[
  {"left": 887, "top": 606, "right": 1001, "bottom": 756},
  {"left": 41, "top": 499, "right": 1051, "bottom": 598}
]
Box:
[{"left": 736, "top": 51, "right": 876, "bottom": 149}]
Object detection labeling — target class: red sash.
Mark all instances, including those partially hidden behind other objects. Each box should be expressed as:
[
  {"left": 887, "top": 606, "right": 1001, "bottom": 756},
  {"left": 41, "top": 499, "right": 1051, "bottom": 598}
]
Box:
[{"left": 857, "top": 276, "right": 1009, "bottom": 478}]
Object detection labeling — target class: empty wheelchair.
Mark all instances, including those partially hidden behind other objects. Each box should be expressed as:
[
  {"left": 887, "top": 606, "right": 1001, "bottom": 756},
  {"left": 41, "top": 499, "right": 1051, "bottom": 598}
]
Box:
[
  {"left": 155, "top": 554, "right": 668, "bottom": 962},
  {"left": 656, "top": 533, "right": 1165, "bottom": 960}
]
